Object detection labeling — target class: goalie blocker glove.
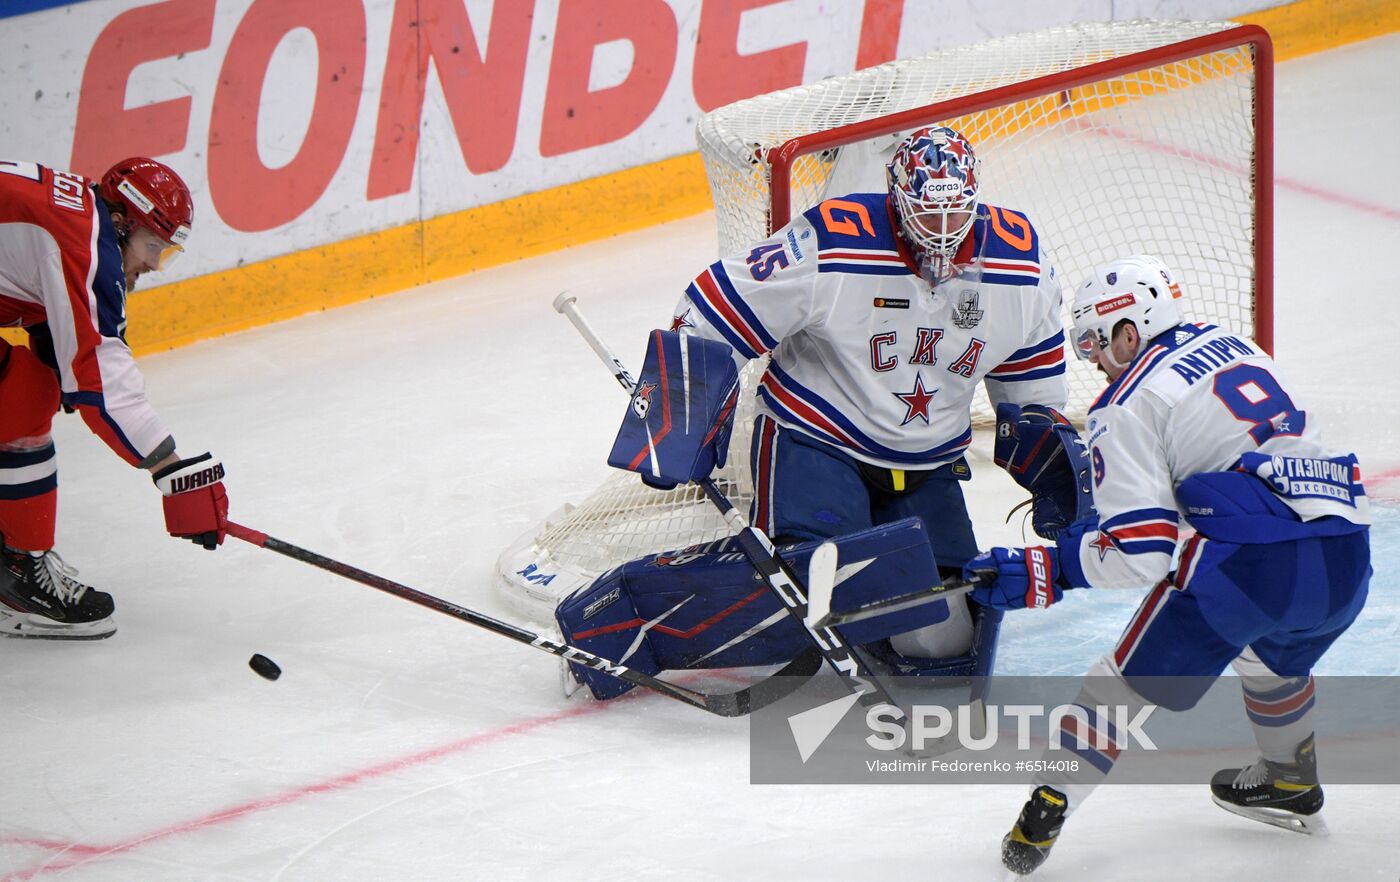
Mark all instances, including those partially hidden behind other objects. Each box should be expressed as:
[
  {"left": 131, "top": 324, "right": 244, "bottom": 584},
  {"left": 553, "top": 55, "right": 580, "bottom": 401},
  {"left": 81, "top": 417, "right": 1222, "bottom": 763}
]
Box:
[
  {"left": 608, "top": 329, "right": 740, "bottom": 490},
  {"left": 993, "top": 403, "right": 1095, "bottom": 540},
  {"left": 153, "top": 453, "right": 228, "bottom": 550}
]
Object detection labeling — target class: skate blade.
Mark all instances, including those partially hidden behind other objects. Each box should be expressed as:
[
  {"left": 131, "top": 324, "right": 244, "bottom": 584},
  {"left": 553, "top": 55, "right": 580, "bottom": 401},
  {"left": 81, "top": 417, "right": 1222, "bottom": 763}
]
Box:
[
  {"left": 1212, "top": 795, "right": 1328, "bottom": 835},
  {"left": 0, "top": 610, "right": 116, "bottom": 641}
]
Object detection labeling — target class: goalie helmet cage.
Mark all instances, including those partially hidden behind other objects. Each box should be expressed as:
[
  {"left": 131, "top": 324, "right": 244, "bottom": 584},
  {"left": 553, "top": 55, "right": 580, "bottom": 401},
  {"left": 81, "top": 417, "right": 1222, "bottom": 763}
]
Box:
[{"left": 496, "top": 20, "right": 1273, "bottom": 617}]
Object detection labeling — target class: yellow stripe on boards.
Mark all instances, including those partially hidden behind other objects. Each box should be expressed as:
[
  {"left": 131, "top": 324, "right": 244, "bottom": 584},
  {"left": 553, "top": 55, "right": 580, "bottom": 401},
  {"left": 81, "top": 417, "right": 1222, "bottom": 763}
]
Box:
[
  {"left": 116, "top": 152, "right": 712, "bottom": 356},
  {"left": 7, "top": 0, "right": 1394, "bottom": 357},
  {"left": 1237, "top": 0, "right": 1400, "bottom": 61}
]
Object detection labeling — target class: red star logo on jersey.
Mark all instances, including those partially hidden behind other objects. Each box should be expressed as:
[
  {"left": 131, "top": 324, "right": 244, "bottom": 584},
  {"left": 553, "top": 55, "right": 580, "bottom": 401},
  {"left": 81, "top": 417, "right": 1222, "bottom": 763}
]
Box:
[
  {"left": 670, "top": 309, "right": 694, "bottom": 332},
  {"left": 1089, "top": 531, "right": 1117, "bottom": 561},
  {"left": 893, "top": 373, "right": 937, "bottom": 425}
]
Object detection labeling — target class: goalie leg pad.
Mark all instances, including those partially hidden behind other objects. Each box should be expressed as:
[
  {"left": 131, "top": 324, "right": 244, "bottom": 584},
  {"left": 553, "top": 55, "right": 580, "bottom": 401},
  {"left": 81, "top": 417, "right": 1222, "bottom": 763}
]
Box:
[
  {"left": 555, "top": 518, "right": 950, "bottom": 699},
  {"left": 555, "top": 566, "right": 664, "bottom": 701}
]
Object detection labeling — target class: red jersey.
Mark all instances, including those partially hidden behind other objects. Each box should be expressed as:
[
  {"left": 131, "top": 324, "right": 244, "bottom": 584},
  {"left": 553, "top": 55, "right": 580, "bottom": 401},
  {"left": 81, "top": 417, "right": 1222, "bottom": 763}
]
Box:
[{"left": 0, "top": 160, "right": 171, "bottom": 466}]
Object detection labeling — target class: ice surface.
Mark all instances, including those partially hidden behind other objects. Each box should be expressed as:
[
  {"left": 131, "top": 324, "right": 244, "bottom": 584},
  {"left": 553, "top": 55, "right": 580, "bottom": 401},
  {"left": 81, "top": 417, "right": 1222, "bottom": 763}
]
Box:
[{"left": 3, "top": 32, "right": 1398, "bottom": 882}]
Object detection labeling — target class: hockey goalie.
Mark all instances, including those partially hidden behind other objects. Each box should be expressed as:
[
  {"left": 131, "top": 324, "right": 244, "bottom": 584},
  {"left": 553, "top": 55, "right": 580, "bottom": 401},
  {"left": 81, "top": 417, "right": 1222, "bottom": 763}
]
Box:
[
  {"left": 557, "top": 329, "right": 1092, "bottom": 702},
  {"left": 554, "top": 329, "right": 1018, "bottom": 701},
  {"left": 556, "top": 127, "right": 1094, "bottom": 700}
]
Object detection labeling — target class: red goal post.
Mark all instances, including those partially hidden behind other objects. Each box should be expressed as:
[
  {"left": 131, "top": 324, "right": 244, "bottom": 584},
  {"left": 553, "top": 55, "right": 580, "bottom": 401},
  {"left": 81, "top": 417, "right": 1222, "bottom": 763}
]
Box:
[
  {"left": 495, "top": 21, "right": 1274, "bottom": 620},
  {"left": 763, "top": 23, "right": 1273, "bottom": 358}
]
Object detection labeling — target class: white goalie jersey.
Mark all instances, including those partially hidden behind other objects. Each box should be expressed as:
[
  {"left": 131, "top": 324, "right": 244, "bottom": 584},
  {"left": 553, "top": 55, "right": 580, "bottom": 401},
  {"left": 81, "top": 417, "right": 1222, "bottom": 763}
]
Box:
[
  {"left": 1070, "top": 322, "right": 1371, "bottom": 590},
  {"left": 671, "top": 192, "right": 1068, "bottom": 471}
]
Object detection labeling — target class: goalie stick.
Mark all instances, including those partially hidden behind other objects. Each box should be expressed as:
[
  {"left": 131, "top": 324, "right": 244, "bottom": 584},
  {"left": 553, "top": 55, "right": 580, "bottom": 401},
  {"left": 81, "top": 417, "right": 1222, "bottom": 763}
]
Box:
[
  {"left": 554, "top": 292, "right": 900, "bottom": 710},
  {"left": 223, "top": 520, "right": 820, "bottom": 717},
  {"left": 810, "top": 576, "right": 982, "bottom": 630}
]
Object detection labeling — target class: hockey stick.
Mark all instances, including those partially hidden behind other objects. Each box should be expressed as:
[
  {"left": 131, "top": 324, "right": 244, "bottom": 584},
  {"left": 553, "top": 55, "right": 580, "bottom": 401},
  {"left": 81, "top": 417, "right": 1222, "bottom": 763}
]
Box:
[
  {"left": 810, "top": 577, "right": 982, "bottom": 630},
  {"left": 223, "top": 520, "right": 820, "bottom": 717},
  {"left": 554, "top": 292, "right": 898, "bottom": 708}
]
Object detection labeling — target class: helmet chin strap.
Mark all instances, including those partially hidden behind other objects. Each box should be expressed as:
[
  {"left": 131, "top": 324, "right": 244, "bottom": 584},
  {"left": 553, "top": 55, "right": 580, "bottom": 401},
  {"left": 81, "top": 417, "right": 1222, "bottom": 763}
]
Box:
[
  {"left": 1098, "top": 325, "right": 1144, "bottom": 374},
  {"left": 1098, "top": 343, "right": 1128, "bottom": 373}
]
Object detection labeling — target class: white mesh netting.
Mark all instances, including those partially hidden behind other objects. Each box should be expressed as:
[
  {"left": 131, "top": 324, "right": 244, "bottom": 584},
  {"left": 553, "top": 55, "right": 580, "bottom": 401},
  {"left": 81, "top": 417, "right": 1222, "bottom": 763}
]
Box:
[{"left": 497, "top": 21, "right": 1268, "bottom": 616}]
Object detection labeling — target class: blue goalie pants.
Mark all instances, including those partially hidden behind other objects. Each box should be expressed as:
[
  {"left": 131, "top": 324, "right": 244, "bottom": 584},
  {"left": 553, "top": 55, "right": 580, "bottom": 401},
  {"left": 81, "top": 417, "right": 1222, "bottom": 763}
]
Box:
[{"left": 748, "top": 414, "right": 1000, "bottom": 662}]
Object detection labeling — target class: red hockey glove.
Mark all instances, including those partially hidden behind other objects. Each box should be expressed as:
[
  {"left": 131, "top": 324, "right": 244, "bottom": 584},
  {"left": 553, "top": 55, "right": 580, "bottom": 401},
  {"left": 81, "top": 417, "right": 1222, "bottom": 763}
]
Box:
[{"left": 152, "top": 453, "right": 228, "bottom": 550}]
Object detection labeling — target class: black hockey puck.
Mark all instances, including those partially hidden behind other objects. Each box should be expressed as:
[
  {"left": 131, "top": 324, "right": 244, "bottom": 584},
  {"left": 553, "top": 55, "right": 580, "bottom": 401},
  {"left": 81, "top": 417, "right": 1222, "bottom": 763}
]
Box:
[{"left": 249, "top": 653, "right": 282, "bottom": 681}]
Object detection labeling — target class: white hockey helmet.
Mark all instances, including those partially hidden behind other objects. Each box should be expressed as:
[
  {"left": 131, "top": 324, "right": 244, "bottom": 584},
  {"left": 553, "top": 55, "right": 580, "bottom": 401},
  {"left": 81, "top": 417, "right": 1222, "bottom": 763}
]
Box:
[{"left": 1071, "top": 255, "right": 1184, "bottom": 360}]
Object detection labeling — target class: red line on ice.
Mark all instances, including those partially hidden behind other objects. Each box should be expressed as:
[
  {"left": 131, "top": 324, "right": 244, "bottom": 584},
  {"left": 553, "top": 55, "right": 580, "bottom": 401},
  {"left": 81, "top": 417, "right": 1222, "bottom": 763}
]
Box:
[{"left": 1, "top": 699, "right": 611, "bottom": 880}]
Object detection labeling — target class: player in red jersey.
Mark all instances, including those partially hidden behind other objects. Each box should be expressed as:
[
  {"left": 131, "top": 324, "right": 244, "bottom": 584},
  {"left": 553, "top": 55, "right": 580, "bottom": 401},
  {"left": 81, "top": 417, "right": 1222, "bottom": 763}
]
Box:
[{"left": 0, "top": 158, "right": 229, "bottom": 639}]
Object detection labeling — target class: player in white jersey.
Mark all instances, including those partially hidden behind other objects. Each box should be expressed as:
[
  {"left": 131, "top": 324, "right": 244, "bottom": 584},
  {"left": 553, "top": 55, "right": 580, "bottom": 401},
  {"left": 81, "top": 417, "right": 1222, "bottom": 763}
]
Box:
[
  {"left": 1, "top": 158, "right": 232, "bottom": 640},
  {"left": 671, "top": 126, "right": 1069, "bottom": 669},
  {"left": 961, "top": 256, "right": 1371, "bottom": 874}
]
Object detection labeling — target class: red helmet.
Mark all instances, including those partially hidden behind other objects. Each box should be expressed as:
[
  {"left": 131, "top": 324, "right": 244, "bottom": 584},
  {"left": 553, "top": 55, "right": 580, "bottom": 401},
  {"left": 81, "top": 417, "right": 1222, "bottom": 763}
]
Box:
[{"left": 99, "top": 157, "right": 193, "bottom": 250}]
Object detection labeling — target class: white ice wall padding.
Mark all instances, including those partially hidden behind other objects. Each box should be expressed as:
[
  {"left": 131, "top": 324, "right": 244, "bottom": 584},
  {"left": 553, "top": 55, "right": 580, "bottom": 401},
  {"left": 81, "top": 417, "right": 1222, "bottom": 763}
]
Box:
[{"left": 497, "top": 21, "right": 1267, "bottom": 618}]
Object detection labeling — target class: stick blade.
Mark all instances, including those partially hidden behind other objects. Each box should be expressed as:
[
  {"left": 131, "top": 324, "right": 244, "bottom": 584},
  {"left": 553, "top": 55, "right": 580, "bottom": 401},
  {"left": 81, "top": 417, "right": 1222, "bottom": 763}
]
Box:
[{"left": 804, "top": 541, "right": 838, "bottom": 629}]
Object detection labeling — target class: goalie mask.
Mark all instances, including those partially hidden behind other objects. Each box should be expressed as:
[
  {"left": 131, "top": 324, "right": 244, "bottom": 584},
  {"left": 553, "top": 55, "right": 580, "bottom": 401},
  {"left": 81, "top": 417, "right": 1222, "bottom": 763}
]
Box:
[
  {"left": 1071, "top": 255, "right": 1184, "bottom": 365},
  {"left": 887, "top": 126, "right": 979, "bottom": 284},
  {"left": 99, "top": 157, "right": 193, "bottom": 270}
]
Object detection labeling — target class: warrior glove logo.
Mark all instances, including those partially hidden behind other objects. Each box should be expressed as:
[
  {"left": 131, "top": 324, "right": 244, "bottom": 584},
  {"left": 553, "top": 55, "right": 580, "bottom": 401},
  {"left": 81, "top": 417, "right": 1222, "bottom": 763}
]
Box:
[{"left": 169, "top": 463, "right": 224, "bottom": 493}]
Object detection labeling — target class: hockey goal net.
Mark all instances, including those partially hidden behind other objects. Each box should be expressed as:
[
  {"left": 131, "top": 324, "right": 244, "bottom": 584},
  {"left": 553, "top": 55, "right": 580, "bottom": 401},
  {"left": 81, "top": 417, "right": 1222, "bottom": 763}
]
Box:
[{"left": 496, "top": 20, "right": 1273, "bottom": 618}]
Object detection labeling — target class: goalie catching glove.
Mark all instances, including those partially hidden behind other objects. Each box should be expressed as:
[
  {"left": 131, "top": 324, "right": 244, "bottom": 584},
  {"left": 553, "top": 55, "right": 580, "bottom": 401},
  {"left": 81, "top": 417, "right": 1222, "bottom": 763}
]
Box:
[
  {"left": 152, "top": 453, "right": 228, "bottom": 550},
  {"left": 993, "top": 403, "right": 1095, "bottom": 540},
  {"left": 607, "top": 329, "right": 740, "bottom": 490}
]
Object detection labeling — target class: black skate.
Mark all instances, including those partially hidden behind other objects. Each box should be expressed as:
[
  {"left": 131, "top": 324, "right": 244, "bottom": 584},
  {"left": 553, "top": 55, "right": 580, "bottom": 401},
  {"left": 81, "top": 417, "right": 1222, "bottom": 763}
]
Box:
[
  {"left": 0, "top": 545, "right": 116, "bottom": 640},
  {"left": 1210, "top": 733, "right": 1326, "bottom": 834},
  {"left": 1001, "top": 785, "right": 1068, "bottom": 875}
]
